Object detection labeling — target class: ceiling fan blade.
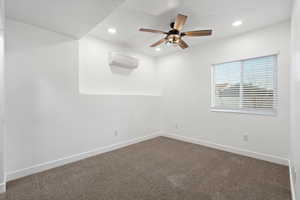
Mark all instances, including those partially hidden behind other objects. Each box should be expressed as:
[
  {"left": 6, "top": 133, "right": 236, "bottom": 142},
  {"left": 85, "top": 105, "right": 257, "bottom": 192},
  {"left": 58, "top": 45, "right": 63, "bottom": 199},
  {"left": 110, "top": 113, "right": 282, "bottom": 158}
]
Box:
[
  {"left": 174, "top": 14, "right": 188, "bottom": 31},
  {"left": 177, "top": 39, "right": 189, "bottom": 49},
  {"left": 182, "top": 30, "right": 212, "bottom": 37},
  {"left": 150, "top": 38, "right": 166, "bottom": 47},
  {"left": 139, "top": 28, "right": 167, "bottom": 34}
]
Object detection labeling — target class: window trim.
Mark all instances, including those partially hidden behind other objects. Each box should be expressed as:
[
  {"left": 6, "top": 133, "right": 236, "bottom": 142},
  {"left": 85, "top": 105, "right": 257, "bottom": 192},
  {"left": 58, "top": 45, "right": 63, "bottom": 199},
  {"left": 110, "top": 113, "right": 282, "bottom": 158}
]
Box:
[{"left": 210, "top": 54, "right": 278, "bottom": 116}]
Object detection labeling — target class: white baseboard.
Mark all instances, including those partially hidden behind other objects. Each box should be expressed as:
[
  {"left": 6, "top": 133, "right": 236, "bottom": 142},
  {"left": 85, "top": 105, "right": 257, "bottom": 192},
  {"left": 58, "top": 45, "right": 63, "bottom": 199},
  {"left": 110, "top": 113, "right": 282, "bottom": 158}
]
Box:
[
  {"left": 163, "top": 133, "right": 289, "bottom": 166},
  {"left": 6, "top": 132, "right": 161, "bottom": 182},
  {"left": 289, "top": 160, "right": 297, "bottom": 200},
  {"left": 0, "top": 182, "right": 5, "bottom": 193},
  {"left": 5, "top": 131, "right": 289, "bottom": 183}
]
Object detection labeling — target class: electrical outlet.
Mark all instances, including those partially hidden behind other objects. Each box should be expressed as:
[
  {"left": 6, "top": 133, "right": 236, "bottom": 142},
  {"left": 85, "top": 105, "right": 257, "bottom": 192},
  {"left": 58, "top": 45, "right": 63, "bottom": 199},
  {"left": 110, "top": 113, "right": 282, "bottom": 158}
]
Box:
[
  {"left": 175, "top": 124, "right": 179, "bottom": 129},
  {"left": 148, "top": 128, "right": 157, "bottom": 134},
  {"left": 145, "top": 128, "right": 152, "bottom": 133},
  {"left": 243, "top": 133, "right": 249, "bottom": 142},
  {"left": 114, "top": 130, "right": 118, "bottom": 136}
]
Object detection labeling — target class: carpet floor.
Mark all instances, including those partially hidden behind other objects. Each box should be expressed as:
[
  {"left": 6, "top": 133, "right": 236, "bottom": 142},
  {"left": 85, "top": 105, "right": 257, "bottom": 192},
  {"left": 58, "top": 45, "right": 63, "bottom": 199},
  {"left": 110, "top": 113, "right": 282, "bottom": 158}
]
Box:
[{"left": 1, "top": 137, "right": 291, "bottom": 200}]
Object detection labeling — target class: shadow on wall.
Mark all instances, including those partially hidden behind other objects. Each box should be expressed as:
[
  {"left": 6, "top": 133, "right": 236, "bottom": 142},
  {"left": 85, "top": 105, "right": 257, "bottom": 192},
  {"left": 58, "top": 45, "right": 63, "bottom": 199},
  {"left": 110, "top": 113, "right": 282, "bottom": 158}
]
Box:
[{"left": 109, "top": 65, "right": 134, "bottom": 76}]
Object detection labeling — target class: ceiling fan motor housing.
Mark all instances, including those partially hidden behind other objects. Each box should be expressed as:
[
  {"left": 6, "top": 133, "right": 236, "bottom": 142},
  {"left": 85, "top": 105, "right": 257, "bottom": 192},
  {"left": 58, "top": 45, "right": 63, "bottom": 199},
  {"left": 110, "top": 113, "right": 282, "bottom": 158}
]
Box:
[{"left": 168, "top": 29, "right": 179, "bottom": 35}]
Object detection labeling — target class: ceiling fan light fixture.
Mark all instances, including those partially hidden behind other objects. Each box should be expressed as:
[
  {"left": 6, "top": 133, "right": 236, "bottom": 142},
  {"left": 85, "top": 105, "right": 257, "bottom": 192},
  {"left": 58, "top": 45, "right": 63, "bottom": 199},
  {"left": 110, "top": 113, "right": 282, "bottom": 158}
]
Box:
[
  {"left": 167, "top": 34, "right": 180, "bottom": 43},
  {"left": 166, "top": 42, "right": 173, "bottom": 47}
]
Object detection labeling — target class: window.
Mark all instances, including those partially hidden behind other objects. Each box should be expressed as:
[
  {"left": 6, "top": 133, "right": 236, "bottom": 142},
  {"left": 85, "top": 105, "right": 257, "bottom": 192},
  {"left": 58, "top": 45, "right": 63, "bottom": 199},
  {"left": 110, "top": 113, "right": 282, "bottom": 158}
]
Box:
[{"left": 211, "top": 55, "right": 277, "bottom": 115}]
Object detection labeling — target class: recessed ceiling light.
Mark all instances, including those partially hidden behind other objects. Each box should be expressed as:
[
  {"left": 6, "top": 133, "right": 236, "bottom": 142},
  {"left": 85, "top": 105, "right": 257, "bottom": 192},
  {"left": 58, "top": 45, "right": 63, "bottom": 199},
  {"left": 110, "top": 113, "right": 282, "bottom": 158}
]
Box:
[
  {"left": 232, "top": 20, "right": 243, "bottom": 27},
  {"left": 108, "top": 28, "right": 117, "bottom": 34},
  {"left": 155, "top": 47, "right": 161, "bottom": 52}
]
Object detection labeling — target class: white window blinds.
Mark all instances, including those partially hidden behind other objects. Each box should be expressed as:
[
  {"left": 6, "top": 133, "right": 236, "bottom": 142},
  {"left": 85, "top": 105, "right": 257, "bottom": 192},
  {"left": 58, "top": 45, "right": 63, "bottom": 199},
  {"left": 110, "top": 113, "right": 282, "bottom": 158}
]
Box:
[{"left": 212, "top": 55, "right": 277, "bottom": 114}]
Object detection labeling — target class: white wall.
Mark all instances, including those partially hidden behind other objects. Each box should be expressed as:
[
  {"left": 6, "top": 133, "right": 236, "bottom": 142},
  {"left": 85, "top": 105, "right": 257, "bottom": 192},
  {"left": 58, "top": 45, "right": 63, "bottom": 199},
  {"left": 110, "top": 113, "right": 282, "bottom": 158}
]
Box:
[
  {"left": 5, "top": 20, "right": 161, "bottom": 178},
  {"left": 0, "top": 0, "right": 5, "bottom": 192},
  {"left": 79, "top": 36, "right": 161, "bottom": 96},
  {"left": 5, "top": 17, "right": 291, "bottom": 184},
  {"left": 158, "top": 22, "right": 290, "bottom": 161},
  {"left": 291, "top": 0, "right": 300, "bottom": 198}
]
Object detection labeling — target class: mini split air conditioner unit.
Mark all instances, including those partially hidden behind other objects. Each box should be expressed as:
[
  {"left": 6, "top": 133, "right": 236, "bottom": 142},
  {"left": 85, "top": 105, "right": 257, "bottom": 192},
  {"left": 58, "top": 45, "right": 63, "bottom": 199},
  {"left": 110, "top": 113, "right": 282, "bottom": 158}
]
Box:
[{"left": 108, "top": 52, "right": 139, "bottom": 69}]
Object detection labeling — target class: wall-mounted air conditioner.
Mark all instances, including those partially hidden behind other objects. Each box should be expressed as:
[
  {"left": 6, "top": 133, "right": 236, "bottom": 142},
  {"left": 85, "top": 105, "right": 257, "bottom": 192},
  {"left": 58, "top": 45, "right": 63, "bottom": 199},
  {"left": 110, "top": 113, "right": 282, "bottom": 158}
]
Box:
[{"left": 108, "top": 52, "right": 139, "bottom": 69}]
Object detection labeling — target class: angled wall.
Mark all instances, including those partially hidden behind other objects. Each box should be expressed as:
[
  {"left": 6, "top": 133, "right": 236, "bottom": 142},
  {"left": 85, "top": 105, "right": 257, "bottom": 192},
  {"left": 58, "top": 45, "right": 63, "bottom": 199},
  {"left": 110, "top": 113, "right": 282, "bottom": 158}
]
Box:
[{"left": 6, "top": 0, "right": 125, "bottom": 38}]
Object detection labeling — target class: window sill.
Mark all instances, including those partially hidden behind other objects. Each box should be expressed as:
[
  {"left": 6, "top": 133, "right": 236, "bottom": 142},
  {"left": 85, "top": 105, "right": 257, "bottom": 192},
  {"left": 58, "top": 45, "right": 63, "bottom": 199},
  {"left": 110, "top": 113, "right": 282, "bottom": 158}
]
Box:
[{"left": 210, "top": 108, "right": 276, "bottom": 116}]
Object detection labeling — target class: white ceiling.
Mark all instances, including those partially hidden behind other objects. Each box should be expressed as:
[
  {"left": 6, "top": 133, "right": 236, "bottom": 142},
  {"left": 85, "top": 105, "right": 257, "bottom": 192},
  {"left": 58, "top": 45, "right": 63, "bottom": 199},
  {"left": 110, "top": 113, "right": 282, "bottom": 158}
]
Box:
[
  {"left": 6, "top": 0, "right": 292, "bottom": 55},
  {"left": 89, "top": 0, "right": 292, "bottom": 56},
  {"left": 0, "top": 0, "right": 4, "bottom": 30},
  {"left": 6, "top": 0, "right": 125, "bottom": 38}
]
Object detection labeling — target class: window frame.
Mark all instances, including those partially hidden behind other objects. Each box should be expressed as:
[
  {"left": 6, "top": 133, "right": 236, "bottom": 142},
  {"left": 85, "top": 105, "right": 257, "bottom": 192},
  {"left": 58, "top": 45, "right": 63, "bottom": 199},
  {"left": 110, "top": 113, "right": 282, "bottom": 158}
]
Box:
[{"left": 210, "top": 54, "right": 278, "bottom": 116}]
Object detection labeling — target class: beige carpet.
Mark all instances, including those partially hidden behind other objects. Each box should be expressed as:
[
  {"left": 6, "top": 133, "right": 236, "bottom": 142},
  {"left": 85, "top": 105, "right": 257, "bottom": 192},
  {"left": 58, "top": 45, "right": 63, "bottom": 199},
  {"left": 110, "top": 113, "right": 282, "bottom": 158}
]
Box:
[{"left": 1, "top": 137, "right": 291, "bottom": 200}]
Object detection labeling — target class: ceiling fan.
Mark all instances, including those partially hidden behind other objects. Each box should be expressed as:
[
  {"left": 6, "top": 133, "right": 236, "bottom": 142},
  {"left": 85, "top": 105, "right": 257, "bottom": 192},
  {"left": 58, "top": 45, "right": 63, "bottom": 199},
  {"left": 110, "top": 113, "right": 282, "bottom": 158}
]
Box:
[{"left": 139, "top": 13, "right": 212, "bottom": 49}]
